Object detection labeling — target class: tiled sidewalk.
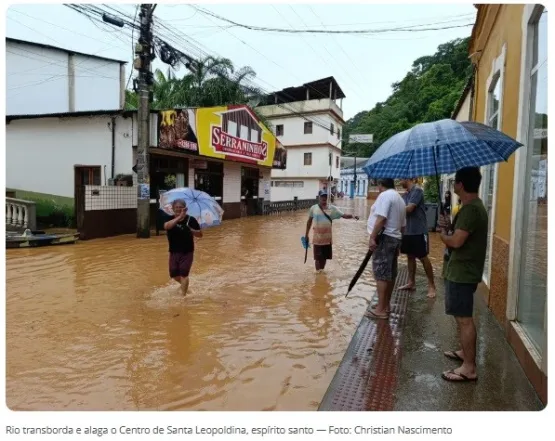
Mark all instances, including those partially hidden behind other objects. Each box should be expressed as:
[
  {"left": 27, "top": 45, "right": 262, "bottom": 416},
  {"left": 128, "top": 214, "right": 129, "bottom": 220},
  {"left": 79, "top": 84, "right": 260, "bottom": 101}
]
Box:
[{"left": 319, "top": 268, "right": 544, "bottom": 411}]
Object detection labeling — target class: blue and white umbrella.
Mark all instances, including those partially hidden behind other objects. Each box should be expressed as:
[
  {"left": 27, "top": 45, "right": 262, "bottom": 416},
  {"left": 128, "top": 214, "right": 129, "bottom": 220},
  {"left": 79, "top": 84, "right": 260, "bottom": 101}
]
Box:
[
  {"left": 362, "top": 119, "right": 523, "bottom": 178},
  {"left": 159, "top": 188, "right": 224, "bottom": 229}
]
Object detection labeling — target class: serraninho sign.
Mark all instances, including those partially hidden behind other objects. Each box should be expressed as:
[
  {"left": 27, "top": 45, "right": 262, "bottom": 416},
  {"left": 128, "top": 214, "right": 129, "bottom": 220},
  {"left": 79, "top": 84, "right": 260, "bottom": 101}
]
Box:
[{"left": 158, "top": 105, "right": 286, "bottom": 169}]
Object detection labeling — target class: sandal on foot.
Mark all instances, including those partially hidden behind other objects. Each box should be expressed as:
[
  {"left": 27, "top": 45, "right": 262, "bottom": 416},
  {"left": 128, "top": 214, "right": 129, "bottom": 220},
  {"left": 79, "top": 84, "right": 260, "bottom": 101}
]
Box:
[
  {"left": 365, "top": 310, "right": 389, "bottom": 320},
  {"left": 441, "top": 369, "right": 477, "bottom": 382},
  {"left": 371, "top": 304, "right": 390, "bottom": 314},
  {"left": 444, "top": 351, "right": 464, "bottom": 362}
]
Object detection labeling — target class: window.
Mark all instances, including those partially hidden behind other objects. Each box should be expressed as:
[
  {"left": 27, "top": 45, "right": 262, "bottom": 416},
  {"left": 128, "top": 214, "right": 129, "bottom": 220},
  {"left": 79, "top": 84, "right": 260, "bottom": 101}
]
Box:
[
  {"left": 330, "top": 123, "right": 335, "bottom": 135},
  {"left": 276, "top": 124, "right": 284, "bottom": 136},
  {"left": 304, "top": 121, "right": 313, "bottom": 134},
  {"left": 338, "top": 128, "right": 341, "bottom": 139},
  {"left": 335, "top": 156, "right": 339, "bottom": 168},
  {"left": 517, "top": 7, "right": 547, "bottom": 353},
  {"left": 482, "top": 75, "right": 501, "bottom": 282},
  {"left": 304, "top": 153, "right": 312, "bottom": 166},
  {"left": 76, "top": 166, "right": 101, "bottom": 186}
]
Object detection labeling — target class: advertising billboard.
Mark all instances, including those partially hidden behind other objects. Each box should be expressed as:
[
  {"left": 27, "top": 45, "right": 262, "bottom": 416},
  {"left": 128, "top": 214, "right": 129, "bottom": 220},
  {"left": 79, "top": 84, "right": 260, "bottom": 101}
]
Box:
[{"left": 158, "top": 105, "right": 286, "bottom": 169}]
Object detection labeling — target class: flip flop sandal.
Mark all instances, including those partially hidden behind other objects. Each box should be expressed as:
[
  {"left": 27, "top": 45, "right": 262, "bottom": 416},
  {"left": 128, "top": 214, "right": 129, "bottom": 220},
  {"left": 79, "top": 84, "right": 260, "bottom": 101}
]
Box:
[
  {"left": 441, "top": 369, "right": 477, "bottom": 382},
  {"left": 371, "top": 305, "right": 391, "bottom": 314},
  {"left": 444, "top": 351, "right": 464, "bottom": 362},
  {"left": 365, "top": 310, "right": 389, "bottom": 320}
]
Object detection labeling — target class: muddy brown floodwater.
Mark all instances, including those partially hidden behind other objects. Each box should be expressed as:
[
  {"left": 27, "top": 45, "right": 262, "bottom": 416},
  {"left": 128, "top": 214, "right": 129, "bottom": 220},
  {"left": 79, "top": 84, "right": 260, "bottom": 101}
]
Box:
[{"left": 6, "top": 198, "right": 445, "bottom": 411}]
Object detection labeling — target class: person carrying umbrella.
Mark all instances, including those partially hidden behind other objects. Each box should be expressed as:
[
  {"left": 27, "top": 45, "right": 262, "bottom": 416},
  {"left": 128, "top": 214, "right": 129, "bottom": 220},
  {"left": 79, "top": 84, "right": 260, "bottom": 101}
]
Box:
[
  {"left": 305, "top": 190, "right": 359, "bottom": 273},
  {"left": 364, "top": 178, "right": 407, "bottom": 319},
  {"left": 162, "top": 199, "right": 203, "bottom": 296},
  {"left": 398, "top": 178, "right": 437, "bottom": 298},
  {"left": 438, "top": 167, "right": 488, "bottom": 382}
]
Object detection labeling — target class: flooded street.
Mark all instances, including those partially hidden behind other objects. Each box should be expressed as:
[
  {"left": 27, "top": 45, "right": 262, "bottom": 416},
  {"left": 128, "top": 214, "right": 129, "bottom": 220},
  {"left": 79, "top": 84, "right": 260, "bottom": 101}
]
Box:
[{"left": 6, "top": 198, "right": 444, "bottom": 411}]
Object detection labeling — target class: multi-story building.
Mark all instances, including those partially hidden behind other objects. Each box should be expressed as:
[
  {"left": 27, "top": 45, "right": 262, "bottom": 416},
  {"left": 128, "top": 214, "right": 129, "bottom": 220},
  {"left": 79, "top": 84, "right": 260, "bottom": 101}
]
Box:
[
  {"left": 256, "top": 77, "right": 345, "bottom": 202},
  {"left": 462, "top": 4, "right": 547, "bottom": 404},
  {"left": 6, "top": 37, "right": 126, "bottom": 115}
]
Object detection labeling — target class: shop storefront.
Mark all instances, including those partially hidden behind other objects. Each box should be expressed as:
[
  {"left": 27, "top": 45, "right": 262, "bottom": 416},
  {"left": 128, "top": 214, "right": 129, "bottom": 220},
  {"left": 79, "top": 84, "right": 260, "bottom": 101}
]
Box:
[{"left": 155, "top": 105, "right": 286, "bottom": 220}]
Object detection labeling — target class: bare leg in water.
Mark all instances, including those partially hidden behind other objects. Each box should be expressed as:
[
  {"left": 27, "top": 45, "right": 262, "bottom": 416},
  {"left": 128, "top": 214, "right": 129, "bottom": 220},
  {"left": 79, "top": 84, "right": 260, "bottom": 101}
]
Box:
[
  {"left": 173, "top": 276, "right": 190, "bottom": 296},
  {"left": 315, "top": 259, "right": 327, "bottom": 273}
]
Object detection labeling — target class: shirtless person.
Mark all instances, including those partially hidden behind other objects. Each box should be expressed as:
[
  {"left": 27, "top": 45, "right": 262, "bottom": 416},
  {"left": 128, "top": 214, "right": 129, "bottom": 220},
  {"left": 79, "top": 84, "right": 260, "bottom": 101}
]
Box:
[{"left": 163, "top": 199, "right": 202, "bottom": 296}]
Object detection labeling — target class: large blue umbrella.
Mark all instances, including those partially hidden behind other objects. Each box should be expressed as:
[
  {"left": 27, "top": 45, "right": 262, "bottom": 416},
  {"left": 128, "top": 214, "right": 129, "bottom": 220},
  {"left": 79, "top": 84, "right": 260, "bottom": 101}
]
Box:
[
  {"left": 362, "top": 119, "right": 523, "bottom": 179},
  {"left": 345, "top": 119, "right": 523, "bottom": 297}
]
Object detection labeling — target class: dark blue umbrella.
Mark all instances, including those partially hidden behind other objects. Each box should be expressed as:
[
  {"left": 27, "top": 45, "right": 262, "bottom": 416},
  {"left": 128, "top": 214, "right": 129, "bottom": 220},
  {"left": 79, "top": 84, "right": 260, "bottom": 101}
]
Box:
[{"left": 362, "top": 119, "right": 523, "bottom": 179}]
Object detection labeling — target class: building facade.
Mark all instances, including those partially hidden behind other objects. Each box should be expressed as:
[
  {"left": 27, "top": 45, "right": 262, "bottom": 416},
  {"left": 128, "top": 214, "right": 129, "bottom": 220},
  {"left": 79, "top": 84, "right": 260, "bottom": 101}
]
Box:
[
  {"left": 6, "top": 110, "right": 139, "bottom": 199},
  {"left": 153, "top": 105, "right": 286, "bottom": 220},
  {"left": 468, "top": 4, "right": 547, "bottom": 403},
  {"left": 6, "top": 38, "right": 126, "bottom": 116},
  {"left": 256, "top": 77, "right": 345, "bottom": 201}
]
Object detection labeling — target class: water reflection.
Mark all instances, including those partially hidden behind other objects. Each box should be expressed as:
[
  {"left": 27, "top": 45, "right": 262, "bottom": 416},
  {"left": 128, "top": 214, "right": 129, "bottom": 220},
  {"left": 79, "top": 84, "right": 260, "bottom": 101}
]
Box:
[{"left": 6, "top": 198, "right": 445, "bottom": 411}]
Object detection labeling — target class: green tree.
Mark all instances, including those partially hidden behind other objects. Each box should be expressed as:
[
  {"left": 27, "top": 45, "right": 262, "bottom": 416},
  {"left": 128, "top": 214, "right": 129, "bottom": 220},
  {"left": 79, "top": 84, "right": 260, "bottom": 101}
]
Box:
[{"left": 343, "top": 37, "right": 472, "bottom": 156}]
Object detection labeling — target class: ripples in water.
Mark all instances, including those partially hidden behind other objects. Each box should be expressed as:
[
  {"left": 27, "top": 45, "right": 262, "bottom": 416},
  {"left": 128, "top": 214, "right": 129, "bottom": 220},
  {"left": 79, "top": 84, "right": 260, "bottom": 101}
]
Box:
[{"left": 6, "top": 199, "right": 444, "bottom": 411}]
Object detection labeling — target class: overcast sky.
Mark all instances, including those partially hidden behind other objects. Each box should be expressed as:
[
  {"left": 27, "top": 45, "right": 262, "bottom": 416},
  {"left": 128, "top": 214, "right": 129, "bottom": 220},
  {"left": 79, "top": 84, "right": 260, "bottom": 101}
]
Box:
[{"left": 6, "top": 2, "right": 476, "bottom": 120}]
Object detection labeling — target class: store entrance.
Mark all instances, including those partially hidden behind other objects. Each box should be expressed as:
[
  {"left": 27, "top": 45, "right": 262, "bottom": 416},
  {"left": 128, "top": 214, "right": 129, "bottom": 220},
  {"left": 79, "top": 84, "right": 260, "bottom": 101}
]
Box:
[
  {"left": 194, "top": 160, "right": 223, "bottom": 206},
  {"left": 241, "top": 166, "right": 259, "bottom": 216}
]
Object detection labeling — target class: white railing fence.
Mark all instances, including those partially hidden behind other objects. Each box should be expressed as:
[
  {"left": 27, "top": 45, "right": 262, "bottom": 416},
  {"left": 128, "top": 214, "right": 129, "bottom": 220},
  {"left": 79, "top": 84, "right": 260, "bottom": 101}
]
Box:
[{"left": 6, "top": 198, "right": 37, "bottom": 231}]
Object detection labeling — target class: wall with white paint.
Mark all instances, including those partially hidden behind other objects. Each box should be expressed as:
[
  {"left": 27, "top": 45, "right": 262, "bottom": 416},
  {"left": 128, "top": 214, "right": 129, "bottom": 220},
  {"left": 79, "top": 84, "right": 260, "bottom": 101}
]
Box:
[
  {"left": 6, "top": 114, "right": 135, "bottom": 198},
  {"left": 6, "top": 39, "right": 124, "bottom": 115}
]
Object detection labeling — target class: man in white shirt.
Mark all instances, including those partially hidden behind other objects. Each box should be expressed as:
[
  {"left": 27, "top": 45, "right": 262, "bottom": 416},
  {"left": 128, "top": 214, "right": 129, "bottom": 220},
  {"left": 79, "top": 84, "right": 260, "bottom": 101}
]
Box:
[{"left": 366, "top": 178, "right": 407, "bottom": 320}]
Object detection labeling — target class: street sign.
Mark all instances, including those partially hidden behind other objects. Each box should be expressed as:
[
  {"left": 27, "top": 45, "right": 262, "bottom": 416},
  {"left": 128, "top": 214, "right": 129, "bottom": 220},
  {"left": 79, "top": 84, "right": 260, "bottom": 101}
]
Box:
[{"left": 349, "top": 134, "right": 373, "bottom": 144}]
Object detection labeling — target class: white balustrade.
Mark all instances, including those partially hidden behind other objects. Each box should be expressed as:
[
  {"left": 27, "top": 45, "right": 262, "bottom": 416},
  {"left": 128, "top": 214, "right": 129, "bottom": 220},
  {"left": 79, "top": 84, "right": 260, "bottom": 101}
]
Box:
[{"left": 5, "top": 198, "right": 37, "bottom": 231}]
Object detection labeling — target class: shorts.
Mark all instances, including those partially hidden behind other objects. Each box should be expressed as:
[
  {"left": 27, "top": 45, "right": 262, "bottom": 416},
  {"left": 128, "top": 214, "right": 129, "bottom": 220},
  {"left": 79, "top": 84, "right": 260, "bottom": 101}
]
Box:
[
  {"left": 401, "top": 233, "right": 429, "bottom": 259},
  {"left": 372, "top": 235, "right": 402, "bottom": 282},
  {"left": 313, "top": 244, "right": 333, "bottom": 261},
  {"left": 444, "top": 279, "right": 478, "bottom": 317},
  {"left": 169, "top": 251, "right": 194, "bottom": 278}
]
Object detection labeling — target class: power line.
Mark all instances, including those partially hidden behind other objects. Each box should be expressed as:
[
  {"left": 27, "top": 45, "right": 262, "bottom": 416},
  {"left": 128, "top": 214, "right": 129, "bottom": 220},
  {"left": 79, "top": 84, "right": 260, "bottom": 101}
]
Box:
[{"left": 192, "top": 7, "right": 474, "bottom": 34}]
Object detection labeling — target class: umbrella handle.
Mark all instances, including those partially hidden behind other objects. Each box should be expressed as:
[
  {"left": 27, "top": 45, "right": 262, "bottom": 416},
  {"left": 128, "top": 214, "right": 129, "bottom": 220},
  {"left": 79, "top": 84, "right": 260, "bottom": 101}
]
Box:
[{"left": 433, "top": 143, "right": 445, "bottom": 216}]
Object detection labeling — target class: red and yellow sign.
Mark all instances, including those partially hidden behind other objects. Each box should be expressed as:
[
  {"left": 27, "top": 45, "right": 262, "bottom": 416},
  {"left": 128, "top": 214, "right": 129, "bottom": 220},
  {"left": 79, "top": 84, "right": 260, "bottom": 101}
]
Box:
[{"left": 158, "top": 105, "right": 286, "bottom": 169}]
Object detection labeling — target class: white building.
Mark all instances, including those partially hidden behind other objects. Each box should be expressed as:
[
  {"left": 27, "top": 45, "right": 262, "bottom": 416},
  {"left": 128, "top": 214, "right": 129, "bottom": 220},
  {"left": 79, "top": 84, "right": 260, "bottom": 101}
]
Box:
[
  {"left": 6, "top": 110, "right": 148, "bottom": 199},
  {"left": 256, "top": 77, "right": 345, "bottom": 202},
  {"left": 6, "top": 37, "right": 126, "bottom": 116},
  {"left": 339, "top": 157, "right": 371, "bottom": 197}
]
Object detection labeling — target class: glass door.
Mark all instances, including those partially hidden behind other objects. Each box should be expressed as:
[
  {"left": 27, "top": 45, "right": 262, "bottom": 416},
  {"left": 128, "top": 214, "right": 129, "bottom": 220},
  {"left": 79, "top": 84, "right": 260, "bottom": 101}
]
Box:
[{"left": 516, "top": 7, "right": 547, "bottom": 356}]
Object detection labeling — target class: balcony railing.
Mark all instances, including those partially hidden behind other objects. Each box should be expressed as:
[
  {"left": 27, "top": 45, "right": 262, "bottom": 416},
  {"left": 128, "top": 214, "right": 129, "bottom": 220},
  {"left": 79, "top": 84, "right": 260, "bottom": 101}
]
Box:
[{"left": 6, "top": 197, "right": 37, "bottom": 232}]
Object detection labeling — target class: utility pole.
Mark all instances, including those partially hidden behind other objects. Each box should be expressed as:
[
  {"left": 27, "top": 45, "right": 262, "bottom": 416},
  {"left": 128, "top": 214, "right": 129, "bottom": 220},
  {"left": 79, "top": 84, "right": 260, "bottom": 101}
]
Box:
[{"left": 135, "top": 4, "right": 156, "bottom": 238}]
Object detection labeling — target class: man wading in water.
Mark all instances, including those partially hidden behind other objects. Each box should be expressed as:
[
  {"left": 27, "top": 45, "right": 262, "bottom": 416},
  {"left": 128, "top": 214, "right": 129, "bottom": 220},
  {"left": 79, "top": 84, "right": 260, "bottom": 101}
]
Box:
[
  {"left": 305, "top": 190, "right": 359, "bottom": 273},
  {"left": 163, "top": 199, "right": 202, "bottom": 295}
]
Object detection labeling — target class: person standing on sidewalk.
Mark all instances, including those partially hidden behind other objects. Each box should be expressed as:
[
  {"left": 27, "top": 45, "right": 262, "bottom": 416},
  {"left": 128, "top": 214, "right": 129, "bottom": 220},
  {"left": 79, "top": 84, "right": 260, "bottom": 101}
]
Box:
[
  {"left": 305, "top": 190, "right": 359, "bottom": 273},
  {"left": 398, "top": 178, "right": 437, "bottom": 298},
  {"left": 365, "top": 178, "right": 406, "bottom": 320},
  {"left": 438, "top": 167, "right": 488, "bottom": 382}
]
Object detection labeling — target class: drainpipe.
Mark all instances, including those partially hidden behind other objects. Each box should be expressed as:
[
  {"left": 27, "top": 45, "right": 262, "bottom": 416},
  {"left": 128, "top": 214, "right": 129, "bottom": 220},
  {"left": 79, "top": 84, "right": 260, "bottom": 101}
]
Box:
[
  {"left": 111, "top": 116, "right": 116, "bottom": 179},
  {"left": 469, "top": 66, "right": 477, "bottom": 122}
]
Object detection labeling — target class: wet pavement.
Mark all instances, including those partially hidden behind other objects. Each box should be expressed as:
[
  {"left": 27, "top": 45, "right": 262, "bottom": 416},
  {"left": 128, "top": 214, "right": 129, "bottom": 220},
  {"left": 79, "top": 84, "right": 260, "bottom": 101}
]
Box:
[
  {"left": 320, "top": 267, "right": 544, "bottom": 411},
  {"left": 6, "top": 198, "right": 391, "bottom": 411},
  {"left": 393, "top": 273, "right": 544, "bottom": 411}
]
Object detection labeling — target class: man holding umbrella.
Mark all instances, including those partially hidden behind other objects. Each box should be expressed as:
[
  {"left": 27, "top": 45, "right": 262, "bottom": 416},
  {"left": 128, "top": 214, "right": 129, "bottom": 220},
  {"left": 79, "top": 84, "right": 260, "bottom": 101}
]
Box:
[
  {"left": 438, "top": 167, "right": 488, "bottom": 382},
  {"left": 163, "top": 199, "right": 203, "bottom": 296},
  {"left": 305, "top": 190, "right": 359, "bottom": 273},
  {"left": 365, "top": 178, "right": 407, "bottom": 319}
]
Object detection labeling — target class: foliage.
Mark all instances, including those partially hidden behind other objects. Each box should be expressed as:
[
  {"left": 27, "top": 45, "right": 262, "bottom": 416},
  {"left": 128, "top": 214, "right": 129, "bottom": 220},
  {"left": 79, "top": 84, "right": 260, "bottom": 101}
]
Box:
[
  {"left": 12, "top": 190, "right": 75, "bottom": 228},
  {"left": 125, "top": 57, "right": 274, "bottom": 131},
  {"left": 343, "top": 37, "right": 473, "bottom": 158},
  {"left": 423, "top": 176, "right": 440, "bottom": 203}
]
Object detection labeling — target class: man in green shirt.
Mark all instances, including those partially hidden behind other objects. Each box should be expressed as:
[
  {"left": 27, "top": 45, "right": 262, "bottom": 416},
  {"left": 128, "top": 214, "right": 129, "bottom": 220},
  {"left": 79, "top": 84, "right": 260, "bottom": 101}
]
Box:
[{"left": 438, "top": 167, "right": 488, "bottom": 383}]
